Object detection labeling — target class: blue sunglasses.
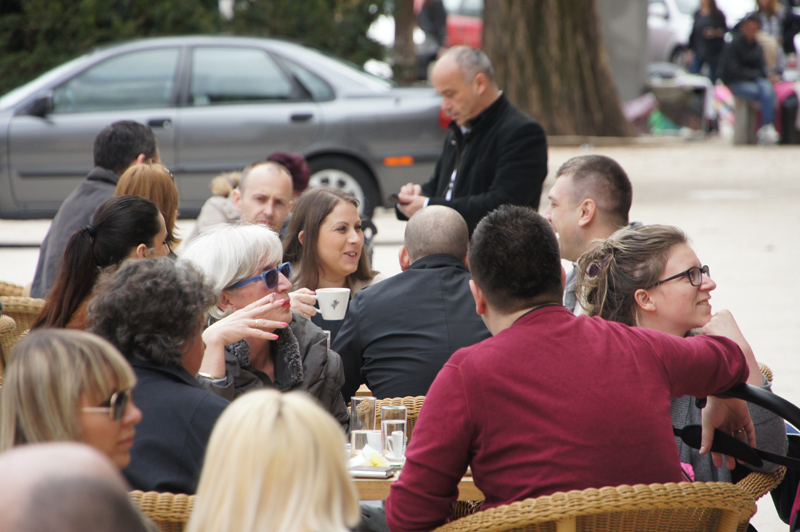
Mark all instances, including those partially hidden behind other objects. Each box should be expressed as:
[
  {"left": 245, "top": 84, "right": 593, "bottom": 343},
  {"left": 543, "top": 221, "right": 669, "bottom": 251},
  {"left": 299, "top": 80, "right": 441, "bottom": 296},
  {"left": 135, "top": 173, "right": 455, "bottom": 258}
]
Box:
[{"left": 229, "top": 262, "right": 292, "bottom": 289}]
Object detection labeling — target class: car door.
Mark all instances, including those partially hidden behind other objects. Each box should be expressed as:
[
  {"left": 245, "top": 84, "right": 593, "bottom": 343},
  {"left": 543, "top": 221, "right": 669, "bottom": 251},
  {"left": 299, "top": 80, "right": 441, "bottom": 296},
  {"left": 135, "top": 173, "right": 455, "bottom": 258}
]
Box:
[
  {"left": 173, "top": 45, "right": 322, "bottom": 210},
  {"left": 6, "top": 47, "right": 179, "bottom": 211}
]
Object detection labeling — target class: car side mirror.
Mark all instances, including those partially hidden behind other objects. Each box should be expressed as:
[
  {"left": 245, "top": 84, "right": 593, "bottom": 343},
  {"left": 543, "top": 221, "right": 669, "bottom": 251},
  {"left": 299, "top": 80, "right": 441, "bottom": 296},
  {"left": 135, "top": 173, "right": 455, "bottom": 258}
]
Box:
[
  {"left": 648, "top": 2, "right": 669, "bottom": 19},
  {"left": 26, "top": 94, "right": 54, "bottom": 118}
]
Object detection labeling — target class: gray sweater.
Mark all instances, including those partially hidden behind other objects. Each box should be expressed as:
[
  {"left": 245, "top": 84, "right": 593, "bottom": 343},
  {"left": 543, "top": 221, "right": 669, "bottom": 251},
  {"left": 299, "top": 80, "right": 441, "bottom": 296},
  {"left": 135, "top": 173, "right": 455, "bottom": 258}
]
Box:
[{"left": 671, "top": 374, "right": 787, "bottom": 482}]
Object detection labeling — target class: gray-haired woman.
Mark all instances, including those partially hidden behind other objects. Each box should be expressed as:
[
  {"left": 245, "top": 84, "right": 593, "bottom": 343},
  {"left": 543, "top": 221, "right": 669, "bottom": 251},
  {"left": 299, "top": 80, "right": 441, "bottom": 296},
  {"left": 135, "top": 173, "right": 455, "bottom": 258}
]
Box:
[{"left": 178, "top": 223, "right": 349, "bottom": 429}]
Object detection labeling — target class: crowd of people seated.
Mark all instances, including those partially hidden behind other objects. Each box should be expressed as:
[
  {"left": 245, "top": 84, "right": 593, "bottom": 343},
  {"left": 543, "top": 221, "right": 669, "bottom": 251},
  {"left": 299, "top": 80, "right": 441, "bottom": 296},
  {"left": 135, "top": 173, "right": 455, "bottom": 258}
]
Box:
[{"left": 0, "top": 44, "right": 796, "bottom": 532}]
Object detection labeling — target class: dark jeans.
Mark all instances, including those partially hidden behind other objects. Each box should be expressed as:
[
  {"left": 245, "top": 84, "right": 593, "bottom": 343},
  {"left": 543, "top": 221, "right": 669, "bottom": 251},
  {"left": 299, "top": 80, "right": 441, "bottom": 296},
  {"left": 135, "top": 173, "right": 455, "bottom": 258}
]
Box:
[{"left": 690, "top": 54, "right": 719, "bottom": 84}]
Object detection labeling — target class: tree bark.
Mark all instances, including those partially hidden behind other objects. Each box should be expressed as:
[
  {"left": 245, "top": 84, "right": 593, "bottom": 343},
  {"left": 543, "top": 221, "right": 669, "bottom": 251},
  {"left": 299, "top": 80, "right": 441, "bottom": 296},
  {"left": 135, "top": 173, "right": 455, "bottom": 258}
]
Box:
[
  {"left": 483, "top": 0, "right": 630, "bottom": 136},
  {"left": 393, "top": 0, "right": 417, "bottom": 84}
]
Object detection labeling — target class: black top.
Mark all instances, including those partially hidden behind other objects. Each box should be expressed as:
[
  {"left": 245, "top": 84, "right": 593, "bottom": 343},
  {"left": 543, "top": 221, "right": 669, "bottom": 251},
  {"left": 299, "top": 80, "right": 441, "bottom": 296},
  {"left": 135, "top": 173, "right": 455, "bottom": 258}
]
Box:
[
  {"left": 333, "top": 254, "right": 491, "bottom": 400},
  {"left": 123, "top": 360, "right": 229, "bottom": 494},
  {"left": 689, "top": 10, "right": 727, "bottom": 60},
  {"left": 719, "top": 31, "right": 768, "bottom": 84},
  {"left": 398, "top": 93, "right": 548, "bottom": 235}
]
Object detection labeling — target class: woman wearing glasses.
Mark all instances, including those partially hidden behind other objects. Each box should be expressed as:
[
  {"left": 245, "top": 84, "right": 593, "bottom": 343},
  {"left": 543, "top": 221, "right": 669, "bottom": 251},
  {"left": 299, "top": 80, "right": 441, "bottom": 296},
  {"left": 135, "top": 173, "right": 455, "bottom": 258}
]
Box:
[
  {"left": 179, "top": 223, "right": 349, "bottom": 428},
  {"left": 0, "top": 329, "right": 142, "bottom": 469},
  {"left": 575, "top": 224, "right": 785, "bottom": 482}
]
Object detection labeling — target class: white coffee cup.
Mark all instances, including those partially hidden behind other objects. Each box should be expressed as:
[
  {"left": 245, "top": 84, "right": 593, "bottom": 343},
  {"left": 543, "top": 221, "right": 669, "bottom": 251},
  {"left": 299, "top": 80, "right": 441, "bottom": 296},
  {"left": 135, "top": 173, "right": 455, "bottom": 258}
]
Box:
[
  {"left": 386, "top": 430, "right": 406, "bottom": 461},
  {"left": 315, "top": 287, "right": 350, "bottom": 320}
]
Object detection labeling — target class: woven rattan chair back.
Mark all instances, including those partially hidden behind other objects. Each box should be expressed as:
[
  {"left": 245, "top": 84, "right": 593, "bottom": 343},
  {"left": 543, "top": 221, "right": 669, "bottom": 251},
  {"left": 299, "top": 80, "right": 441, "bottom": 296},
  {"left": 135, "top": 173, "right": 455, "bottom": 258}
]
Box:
[
  {"left": 130, "top": 491, "right": 194, "bottom": 532},
  {"left": 0, "top": 314, "right": 17, "bottom": 372},
  {"left": 0, "top": 281, "right": 26, "bottom": 297},
  {"left": 433, "top": 482, "right": 757, "bottom": 532},
  {"left": 0, "top": 296, "right": 44, "bottom": 353},
  {"left": 375, "top": 396, "right": 425, "bottom": 444}
]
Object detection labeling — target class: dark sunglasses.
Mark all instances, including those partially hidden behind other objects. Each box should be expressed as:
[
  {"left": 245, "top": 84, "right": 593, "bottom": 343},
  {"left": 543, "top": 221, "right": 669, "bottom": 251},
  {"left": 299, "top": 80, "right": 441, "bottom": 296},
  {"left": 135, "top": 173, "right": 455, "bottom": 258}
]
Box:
[
  {"left": 81, "top": 389, "right": 133, "bottom": 422},
  {"left": 229, "top": 262, "right": 292, "bottom": 290},
  {"left": 653, "top": 265, "right": 710, "bottom": 288}
]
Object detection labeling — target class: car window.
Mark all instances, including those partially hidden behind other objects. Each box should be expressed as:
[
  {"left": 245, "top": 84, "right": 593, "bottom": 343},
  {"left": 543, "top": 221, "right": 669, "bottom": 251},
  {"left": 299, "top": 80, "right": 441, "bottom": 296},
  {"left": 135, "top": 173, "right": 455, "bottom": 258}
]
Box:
[
  {"left": 283, "top": 60, "right": 334, "bottom": 101},
  {"left": 51, "top": 48, "right": 179, "bottom": 113},
  {"left": 190, "top": 47, "right": 294, "bottom": 105}
]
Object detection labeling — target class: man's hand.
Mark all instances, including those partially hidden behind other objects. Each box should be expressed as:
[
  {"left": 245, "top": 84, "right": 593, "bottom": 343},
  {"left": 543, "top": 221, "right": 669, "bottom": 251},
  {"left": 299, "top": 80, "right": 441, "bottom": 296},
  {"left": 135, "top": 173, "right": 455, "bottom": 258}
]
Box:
[
  {"left": 700, "top": 396, "right": 756, "bottom": 469},
  {"left": 397, "top": 182, "right": 428, "bottom": 218}
]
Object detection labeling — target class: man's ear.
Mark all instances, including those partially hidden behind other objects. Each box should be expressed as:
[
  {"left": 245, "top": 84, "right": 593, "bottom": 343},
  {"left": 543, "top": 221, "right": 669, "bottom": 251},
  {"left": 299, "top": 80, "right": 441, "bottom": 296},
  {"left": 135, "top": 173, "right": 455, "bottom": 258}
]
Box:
[
  {"left": 298, "top": 230, "right": 305, "bottom": 246},
  {"left": 232, "top": 188, "right": 243, "bottom": 213},
  {"left": 634, "top": 288, "right": 656, "bottom": 312},
  {"left": 473, "top": 72, "right": 488, "bottom": 95},
  {"left": 469, "top": 279, "right": 488, "bottom": 316},
  {"left": 577, "top": 199, "right": 596, "bottom": 228},
  {"left": 134, "top": 153, "right": 147, "bottom": 165},
  {"left": 398, "top": 246, "right": 411, "bottom": 271}
]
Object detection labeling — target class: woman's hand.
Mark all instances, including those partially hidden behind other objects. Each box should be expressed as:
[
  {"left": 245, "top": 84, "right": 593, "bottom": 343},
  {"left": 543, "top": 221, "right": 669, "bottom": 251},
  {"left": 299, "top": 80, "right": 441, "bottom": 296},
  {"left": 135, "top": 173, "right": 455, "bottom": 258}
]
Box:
[
  {"left": 702, "top": 310, "right": 762, "bottom": 386},
  {"left": 700, "top": 396, "right": 756, "bottom": 470},
  {"left": 290, "top": 288, "right": 317, "bottom": 319},
  {"left": 199, "top": 294, "right": 289, "bottom": 379}
]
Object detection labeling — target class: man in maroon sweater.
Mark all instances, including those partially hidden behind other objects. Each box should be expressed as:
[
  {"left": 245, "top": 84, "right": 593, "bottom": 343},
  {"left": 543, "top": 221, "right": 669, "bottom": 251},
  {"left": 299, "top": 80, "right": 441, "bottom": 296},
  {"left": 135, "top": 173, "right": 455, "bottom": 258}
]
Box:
[{"left": 385, "top": 206, "right": 755, "bottom": 532}]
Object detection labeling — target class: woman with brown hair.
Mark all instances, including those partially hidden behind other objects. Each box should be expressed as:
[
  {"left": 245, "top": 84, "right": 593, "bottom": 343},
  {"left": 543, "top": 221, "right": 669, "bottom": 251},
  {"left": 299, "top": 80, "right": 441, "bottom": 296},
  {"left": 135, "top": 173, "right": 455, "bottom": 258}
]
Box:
[
  {"left": 32, "top": 195, "right": 169, "bottom": 330},
  {"left": 282, "top": 188, "right": 380, "bottom": 341},
  {"left": 575, "top": 223, "right": 786, "bottom": 483}
]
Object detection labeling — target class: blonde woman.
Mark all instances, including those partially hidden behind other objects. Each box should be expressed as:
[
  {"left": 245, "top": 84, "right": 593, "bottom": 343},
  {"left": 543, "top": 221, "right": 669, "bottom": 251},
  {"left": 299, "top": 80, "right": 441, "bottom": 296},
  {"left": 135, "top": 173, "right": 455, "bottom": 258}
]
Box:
[
  {"left": 187, "top": 389, "right": 359, "bottom": 532},
  {"left": 0, "top": 329, "right": 142, "bottom": 469}
]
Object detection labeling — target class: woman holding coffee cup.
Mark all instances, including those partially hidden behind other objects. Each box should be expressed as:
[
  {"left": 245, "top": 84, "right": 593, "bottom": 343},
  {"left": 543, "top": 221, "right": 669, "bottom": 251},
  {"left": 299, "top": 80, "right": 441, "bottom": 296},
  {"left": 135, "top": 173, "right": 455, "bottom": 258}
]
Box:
[
  {"left": 179, "top": 223, "right": 349, "bottom": 429},
  {"left": 283, "top": 188, "right": 381, "bottom": 341}
]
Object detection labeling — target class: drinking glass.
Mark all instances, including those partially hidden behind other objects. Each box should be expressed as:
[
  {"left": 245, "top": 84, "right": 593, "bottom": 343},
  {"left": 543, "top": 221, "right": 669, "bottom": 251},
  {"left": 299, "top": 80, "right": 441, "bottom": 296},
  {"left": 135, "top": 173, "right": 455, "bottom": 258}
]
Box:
[{"left": 350, "top": 396, "right": 377, "bottom": 432}]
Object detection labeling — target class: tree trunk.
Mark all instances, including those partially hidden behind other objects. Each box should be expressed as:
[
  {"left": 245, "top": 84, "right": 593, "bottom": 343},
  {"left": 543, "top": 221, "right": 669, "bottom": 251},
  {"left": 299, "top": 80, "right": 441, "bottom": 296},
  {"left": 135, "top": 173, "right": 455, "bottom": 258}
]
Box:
[
  {"left": 483, "top": 0, "right": 630, "bottom": 136},
  {"left": 393, "top": 0, "right": 417, "bottom": 84}
]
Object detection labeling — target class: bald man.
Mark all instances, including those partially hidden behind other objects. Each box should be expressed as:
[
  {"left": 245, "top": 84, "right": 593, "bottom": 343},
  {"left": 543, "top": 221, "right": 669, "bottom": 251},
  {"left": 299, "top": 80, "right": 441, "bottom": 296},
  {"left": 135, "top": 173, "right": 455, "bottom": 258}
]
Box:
[
  {"left": 333, "top": 206, "right": 490, "bottom": 400},
  {"left": 232, "top": 160, "right": 294, "bottom": 231},
  {"left": 0, "top": 443, "right": 146, "bottom": 532},
  {"left": 396, "top": 46, "right": 547, "bottom": 234}
]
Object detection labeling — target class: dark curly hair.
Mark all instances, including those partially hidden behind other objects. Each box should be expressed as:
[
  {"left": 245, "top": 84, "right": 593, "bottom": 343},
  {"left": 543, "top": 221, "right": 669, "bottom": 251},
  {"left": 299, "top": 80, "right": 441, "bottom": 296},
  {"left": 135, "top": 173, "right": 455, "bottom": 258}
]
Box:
[{"left": 87, "top": 258, "right": 216, "bottom": 367}]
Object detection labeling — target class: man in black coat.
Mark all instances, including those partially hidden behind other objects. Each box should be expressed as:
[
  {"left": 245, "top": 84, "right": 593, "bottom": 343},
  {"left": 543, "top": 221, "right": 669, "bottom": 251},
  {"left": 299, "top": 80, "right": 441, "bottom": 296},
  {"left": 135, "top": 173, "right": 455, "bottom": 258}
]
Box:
[
  {"left": 334, "top": 206, "right": 490, "bottom": 401},
  {"left": 30, "top": 120, "right": 159, "bottom": 298},
  {"left": 396, "top": 46, "right": 548, "bottom": 234},
  {"left": 719, "top": 14, "right": 779, "bottom": 144}
]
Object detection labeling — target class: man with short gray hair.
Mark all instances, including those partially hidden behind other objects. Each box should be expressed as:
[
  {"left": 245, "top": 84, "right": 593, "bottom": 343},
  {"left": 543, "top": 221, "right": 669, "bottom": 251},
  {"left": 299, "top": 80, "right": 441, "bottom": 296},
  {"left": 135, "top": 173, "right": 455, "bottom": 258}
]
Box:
[
  {"left": 543, "top": 154, "right": 633, "bottom": 313},
  {"left": 333, "top": 205, "right": 489, "bottom": 400},
  {"left": 396, "top": 46, "right": 547, "bottom": 235}
]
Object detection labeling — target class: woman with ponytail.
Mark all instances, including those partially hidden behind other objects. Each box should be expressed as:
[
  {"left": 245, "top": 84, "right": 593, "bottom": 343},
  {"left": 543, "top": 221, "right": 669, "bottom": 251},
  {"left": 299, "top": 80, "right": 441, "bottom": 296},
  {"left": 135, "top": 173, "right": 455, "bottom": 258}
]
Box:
[
  {"left": 575, "top": 224, "right": 785, "bottom": 483},
  {"left": 32, "top": 195, "right": 170, "bottom": 330}
]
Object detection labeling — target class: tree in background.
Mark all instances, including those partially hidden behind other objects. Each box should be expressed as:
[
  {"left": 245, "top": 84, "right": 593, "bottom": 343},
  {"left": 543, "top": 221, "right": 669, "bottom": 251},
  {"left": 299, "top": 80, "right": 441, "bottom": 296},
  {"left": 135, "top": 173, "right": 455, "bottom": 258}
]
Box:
[
  {"left": 229, "top": 0, "right": 387, "bottom": 70},
  {"left": 392, "top": 0, "right": 417, "bottom": 83},
  {"left": 0, "top": 0, "right": 220, "bottom": 96},
  {"left": 483, "top": 0, "right": 629, "bottom": 136}
]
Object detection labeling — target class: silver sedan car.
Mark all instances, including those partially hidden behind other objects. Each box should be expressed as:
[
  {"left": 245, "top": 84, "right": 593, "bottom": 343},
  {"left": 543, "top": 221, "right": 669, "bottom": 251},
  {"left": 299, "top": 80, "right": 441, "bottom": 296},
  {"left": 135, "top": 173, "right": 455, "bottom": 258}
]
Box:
[{"left": 0, "top": 36, "right": 448, "bottom": 218}]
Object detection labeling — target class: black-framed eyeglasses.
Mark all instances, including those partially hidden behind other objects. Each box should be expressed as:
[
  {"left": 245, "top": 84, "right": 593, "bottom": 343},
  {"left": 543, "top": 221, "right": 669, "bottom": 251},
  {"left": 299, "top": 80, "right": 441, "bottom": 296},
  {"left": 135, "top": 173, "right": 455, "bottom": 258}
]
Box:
[
  {"left": 653, "top": 265, "right": 710, "bottom": 287},
  {"left": 82, "top": 389, "right": 133, "bottom": 422},
  {"left": 229, "top": 262, "right": 292, "bottom": 290}
]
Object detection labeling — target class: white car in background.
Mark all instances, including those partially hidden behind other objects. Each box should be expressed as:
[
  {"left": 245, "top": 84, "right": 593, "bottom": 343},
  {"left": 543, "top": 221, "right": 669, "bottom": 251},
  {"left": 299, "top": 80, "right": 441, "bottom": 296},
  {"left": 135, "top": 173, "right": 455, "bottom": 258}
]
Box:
[{"left": 648, "top": 0, "right": 754, "bottom": 65}]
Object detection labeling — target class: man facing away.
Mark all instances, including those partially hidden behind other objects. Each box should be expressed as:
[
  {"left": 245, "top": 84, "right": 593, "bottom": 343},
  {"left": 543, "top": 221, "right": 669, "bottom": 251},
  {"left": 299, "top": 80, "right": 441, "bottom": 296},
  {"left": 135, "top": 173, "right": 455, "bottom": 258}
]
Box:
[
  {"left": 333, "top": 205, "right": 490, "bottom": 401},
  {"left": 543, "top": 155, "right": 632, "bottom": 313},
  {"left": 0, "top": 443, "right": 147, "bottom": 532},
  {"left": 30, "top": 120, "right": 159, "bottom": 298},
  {"left": 385, "top": 206, "right": 754, "bottom": 532},
  {"left": 719, "top": 13, "right": 780, "bottom": 144},
  {"left": 395, "top": 46, "right": 548, "bottom": 234}
]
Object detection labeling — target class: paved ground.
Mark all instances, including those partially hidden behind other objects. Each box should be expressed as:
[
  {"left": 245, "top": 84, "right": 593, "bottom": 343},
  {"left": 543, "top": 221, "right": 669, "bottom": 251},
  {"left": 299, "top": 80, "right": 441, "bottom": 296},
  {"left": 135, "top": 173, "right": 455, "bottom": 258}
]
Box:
[{"left": 1, "top": 137, "right": 798, "bottom": 530}]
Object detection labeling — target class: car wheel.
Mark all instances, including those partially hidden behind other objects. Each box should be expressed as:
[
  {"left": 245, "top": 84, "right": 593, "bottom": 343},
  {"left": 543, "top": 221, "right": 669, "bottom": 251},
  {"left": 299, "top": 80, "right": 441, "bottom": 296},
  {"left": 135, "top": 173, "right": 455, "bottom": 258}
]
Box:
[
  {"left": 670, "top": 46, "right": 690, "bottom": 69},
  {"left": 307, "top": 156, "right": 380, "bottom": 218}
]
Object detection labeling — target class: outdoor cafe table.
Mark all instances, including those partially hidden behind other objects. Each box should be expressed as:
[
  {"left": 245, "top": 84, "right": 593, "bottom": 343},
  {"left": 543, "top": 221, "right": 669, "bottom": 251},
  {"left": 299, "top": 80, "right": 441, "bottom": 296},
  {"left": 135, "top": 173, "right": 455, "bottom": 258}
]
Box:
[{"left": 353, "top": 471, "right": 484, "bottom": 501}]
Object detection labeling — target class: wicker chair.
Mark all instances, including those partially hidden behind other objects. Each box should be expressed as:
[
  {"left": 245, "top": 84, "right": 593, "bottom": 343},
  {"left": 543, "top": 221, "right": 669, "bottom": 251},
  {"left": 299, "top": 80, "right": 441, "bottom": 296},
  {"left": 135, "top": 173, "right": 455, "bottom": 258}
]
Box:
[
  {"left": 0, "top": 281, "right": 26, "bottom": 297},
  {"left": 0, "top": 314, "right": 17, "bottom": 370},
  {"left": 432, "top": 482, "right": 758, "bottom": 532},
  {"left": 375, "top": 396, "right": 425, "bottom": 444},
  {"left": 0, "top": 296, "right": 45, "bottom": 352},
  {"left": 129, "top": 491, "right": 194, "bottom": 532}
]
